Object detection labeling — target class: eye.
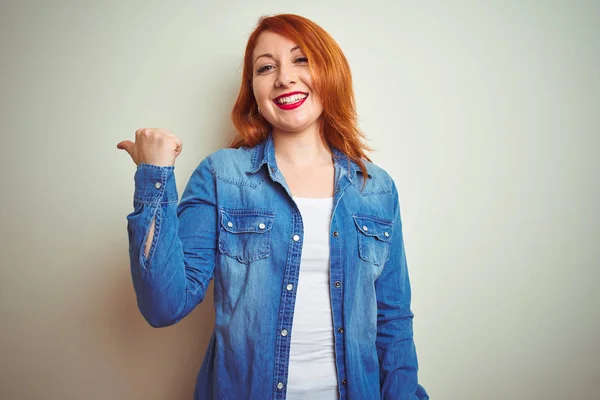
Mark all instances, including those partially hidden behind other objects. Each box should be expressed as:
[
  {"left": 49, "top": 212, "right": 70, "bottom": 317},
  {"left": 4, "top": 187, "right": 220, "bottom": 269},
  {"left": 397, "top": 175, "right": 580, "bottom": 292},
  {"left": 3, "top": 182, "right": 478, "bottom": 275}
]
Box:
[
  {"left": 295, "top": 57, "right": 308, "bottom": 63},
  {"left": 257, "top": 64, "right": 275, "bottom": 74}
]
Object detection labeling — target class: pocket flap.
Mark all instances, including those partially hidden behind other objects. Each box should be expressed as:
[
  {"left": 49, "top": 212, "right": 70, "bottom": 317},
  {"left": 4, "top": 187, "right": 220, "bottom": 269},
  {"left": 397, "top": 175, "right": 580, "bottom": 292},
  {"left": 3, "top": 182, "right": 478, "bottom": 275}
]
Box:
[
  {"left": 220, "top": 209, "right": 275, "bottom": 234},
  {"left": 353, "top": 215, "right": 393, "bottom": 242}
]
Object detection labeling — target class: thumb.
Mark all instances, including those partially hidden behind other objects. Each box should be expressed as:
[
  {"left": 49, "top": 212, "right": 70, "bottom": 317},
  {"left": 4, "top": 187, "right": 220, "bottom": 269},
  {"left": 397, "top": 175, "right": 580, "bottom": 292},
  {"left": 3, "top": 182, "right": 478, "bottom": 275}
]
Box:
[{"left": 116, "top": 140, "right": 134, "bottom": 155}]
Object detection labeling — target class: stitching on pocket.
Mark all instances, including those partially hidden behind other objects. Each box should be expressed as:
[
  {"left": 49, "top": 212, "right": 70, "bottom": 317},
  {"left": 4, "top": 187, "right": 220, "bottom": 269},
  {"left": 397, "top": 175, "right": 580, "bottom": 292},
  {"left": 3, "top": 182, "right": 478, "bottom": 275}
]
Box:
[
  {"left": 353, "top": 214, "right": 393, "bottom": 266},
  {"left": 218, "top": 209, "right": 275, "bottom": 264}
]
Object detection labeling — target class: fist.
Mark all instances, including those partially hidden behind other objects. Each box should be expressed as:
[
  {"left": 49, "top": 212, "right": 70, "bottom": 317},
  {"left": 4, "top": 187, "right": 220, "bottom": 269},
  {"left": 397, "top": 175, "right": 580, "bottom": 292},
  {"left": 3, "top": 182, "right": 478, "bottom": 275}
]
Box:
[{"left": 117, "top": 128, "right": 182, "bottom": 167}]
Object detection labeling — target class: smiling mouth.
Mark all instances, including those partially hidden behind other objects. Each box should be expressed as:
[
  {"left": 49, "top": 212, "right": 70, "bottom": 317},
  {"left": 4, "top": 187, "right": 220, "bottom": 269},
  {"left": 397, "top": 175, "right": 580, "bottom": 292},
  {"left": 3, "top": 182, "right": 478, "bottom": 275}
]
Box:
[
  {"left": 275, "top": 93, "right": 308, "bottom": 105},
  {"left": 273, "top": 92, "right": 308, "bottom": 110}
]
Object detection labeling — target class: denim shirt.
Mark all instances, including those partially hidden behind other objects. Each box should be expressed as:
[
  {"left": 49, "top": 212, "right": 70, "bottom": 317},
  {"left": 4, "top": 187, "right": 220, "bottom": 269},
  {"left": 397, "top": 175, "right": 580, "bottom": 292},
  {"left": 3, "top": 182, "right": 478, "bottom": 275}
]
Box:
[{"left": 126, "top": 133, "right": 428, "bottom": 400}]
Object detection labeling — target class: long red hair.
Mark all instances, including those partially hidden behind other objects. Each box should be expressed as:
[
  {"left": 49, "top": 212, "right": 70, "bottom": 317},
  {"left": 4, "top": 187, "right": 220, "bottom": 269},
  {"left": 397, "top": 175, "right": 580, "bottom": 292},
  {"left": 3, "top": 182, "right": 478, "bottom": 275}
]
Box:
[{"left": 229, "top": 14, "right": 371, "bottom": 176}]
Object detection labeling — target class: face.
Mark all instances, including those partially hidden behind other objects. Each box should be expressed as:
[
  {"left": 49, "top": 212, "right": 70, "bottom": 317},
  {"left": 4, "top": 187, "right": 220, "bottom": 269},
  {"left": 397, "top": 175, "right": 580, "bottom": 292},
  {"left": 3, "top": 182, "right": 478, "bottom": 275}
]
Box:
[{"left": 251, "top": 31, "right": 323, "bottom": 135}]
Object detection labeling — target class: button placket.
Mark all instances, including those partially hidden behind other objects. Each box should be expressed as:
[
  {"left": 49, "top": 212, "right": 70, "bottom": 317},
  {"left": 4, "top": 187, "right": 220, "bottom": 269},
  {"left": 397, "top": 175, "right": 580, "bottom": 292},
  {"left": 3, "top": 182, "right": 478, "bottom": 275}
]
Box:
[
  {"left": 274, "top": 211, "right": 304, "bottom": 396},
  {"left": 329, "top": 216, "right": 348, "bottom": 395}
]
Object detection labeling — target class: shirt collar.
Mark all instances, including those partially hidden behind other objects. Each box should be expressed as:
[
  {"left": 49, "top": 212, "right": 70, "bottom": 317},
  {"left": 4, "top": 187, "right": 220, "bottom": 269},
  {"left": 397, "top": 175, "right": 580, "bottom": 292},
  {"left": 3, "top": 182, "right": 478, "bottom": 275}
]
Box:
[
  {"left": 247, "top": 132, "right": 274, "bottom": 174},
  {"left": 247, "top": 132, "right": 371, "bottom": 181}
]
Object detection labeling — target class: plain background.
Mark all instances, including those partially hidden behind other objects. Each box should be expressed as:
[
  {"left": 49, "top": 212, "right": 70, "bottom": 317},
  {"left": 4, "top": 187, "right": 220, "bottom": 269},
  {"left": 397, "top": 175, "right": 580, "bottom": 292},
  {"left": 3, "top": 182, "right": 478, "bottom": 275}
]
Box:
[{"left": 1, "top": 1, "right": 598, "bottom": 399}]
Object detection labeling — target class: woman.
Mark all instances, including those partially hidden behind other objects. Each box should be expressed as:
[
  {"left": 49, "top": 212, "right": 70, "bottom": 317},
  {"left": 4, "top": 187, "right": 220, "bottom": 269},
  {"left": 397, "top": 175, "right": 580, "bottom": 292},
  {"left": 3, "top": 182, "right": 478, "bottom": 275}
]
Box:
[{"left": 117, "top": 13, "right": 428, "bottom": 400}]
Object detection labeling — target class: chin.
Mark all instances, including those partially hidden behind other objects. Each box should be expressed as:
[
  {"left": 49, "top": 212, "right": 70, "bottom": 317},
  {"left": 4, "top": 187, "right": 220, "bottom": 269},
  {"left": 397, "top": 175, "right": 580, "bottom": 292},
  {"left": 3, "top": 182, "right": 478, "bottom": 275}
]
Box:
[
  {"left": 273, "top": 114, "right": 320, "bottom": 130},
  {"left": 276, "top": 120, "right": 317, "bottom": 133}
]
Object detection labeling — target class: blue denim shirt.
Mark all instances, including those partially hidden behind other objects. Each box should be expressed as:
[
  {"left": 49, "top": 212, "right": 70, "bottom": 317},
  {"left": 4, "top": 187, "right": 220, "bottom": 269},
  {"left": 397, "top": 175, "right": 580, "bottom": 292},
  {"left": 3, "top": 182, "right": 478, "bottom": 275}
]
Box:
[{"left": 126, "top": 133, "right": 428, "bottom": 399}]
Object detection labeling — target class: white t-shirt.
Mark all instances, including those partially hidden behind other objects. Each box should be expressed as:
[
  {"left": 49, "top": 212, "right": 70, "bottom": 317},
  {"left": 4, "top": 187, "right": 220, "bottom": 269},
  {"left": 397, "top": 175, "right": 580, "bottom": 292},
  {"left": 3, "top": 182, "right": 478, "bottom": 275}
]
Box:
[{"left": 286, "top": 196, "right": 338, "bottom": 400}]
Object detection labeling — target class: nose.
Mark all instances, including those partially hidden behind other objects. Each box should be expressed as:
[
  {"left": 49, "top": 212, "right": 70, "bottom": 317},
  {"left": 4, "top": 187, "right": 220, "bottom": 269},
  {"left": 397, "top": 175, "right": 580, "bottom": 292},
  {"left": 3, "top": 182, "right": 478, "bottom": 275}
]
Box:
[{"left": 276, "top": 63, "right": 297, "bottom": 87}]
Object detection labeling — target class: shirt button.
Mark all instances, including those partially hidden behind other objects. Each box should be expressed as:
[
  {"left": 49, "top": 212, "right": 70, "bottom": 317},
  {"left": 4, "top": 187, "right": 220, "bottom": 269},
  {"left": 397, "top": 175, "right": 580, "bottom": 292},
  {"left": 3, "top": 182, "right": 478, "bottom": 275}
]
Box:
[
  {"left": 384, "top": 231, "right": 390, "bottom": 237},
  {"left": 333, "top": 231, "right": 339, "bottom": 237},
  {"left": 277, "top": 382, "right": 284, "bottom": 389},
  {"left": 154, "top": 182, "right": 162, "bottom": 189},
  {"left": 292, "top": 234, "right": 300, "bottom": 242},
  {"left": 334, "top": 281, "right": 341, "bottom": 288},
  {"left": 258, "top": 223, "right": 266, "bottom": 230},
  {"left": 281, "top": 329, "right": 288, "bottom": 336},
  {"left": 362, "top": 225, "right": 368, "bottom": 232},
  {"left": 286, "top": 284, "right": 293, "bottom": 291},
  {"left": 342, "top": 378, "right": 347, "bottom": 385},
  {"left": 227, "top": 222, "right": 233, "bottom": 228},
  {"left": 337, "top": 327, "right": 344, "bottom": 334}
]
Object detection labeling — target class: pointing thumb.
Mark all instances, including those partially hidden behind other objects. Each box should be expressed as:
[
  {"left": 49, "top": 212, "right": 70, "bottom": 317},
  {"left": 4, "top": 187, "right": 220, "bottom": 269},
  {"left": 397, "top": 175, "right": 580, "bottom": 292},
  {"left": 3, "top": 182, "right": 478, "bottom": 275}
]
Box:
[{"left": 117, "top": 140, "right": 134, "bottom": 155}]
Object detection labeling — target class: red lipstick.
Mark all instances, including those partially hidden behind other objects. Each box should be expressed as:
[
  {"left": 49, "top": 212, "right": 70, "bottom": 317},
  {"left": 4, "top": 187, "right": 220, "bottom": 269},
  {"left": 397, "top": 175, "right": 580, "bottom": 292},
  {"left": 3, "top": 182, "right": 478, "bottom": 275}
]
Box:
[{"left": 273, "top": 92, "right": 308, "bottom": 110}]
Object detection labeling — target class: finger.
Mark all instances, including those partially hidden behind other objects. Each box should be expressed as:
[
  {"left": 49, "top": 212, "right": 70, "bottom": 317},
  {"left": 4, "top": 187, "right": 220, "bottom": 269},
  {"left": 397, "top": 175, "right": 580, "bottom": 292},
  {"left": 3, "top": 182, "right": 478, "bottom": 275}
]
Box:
[
  {"left": 168, "top": 135, "right": 182, "bottom": 152},
  {"left": 116, "top": 140, "right": 134, "bottom": 155}
]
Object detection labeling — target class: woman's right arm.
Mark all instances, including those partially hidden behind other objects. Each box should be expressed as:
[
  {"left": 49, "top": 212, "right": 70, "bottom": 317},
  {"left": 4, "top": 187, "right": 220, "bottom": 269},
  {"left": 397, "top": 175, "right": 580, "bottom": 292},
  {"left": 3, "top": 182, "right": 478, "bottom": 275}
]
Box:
[
  {"left": 118, "top": 129, "right": 217, "bottom": 328},
  {"left": 126, "top": 160, "right": 217, "bottom": 328}
]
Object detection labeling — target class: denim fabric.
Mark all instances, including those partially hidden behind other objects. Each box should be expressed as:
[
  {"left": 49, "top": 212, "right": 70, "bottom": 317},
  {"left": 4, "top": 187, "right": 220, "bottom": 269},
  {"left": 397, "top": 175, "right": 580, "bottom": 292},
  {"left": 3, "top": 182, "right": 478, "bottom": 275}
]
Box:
[{"left": 126, "top": 133, "right": 428, "bottom": 399}]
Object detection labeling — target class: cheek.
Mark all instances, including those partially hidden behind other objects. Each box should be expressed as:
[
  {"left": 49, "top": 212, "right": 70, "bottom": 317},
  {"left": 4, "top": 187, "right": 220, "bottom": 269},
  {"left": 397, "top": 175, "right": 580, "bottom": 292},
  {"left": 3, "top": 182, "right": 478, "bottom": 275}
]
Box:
[
  {"left": 301, "top": 70, "right": 315, "bottom": 89},
  {"left": 309, "top": 90, "right": 323, "bottom": 110},
  {"left": 252, "top": 79, "right": 271, "bottom": 104},
  {"left": 301, "top": 75, "right": 320, "bottom": 106}
]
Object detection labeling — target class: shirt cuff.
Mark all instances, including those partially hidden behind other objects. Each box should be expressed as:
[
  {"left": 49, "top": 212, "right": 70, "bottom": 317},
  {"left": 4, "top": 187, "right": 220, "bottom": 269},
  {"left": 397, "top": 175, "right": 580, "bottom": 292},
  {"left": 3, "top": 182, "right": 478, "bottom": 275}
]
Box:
[{"left": 133, "top": 164, "right": 178, "bottom": 205}]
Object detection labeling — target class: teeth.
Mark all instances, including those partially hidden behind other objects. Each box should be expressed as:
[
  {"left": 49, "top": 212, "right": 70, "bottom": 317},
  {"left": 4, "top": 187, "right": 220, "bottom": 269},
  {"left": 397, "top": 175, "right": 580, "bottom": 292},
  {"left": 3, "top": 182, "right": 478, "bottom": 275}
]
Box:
[{"left": 276, "top": 94, "right": 307, "bottom": 104}]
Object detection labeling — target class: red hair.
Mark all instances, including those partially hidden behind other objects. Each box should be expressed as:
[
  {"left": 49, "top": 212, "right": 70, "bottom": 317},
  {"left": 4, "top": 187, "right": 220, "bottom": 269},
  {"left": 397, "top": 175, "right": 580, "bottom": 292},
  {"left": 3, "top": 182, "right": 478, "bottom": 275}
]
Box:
[{"left": 229, "top": 14, "right": 371, "bottom": 177}]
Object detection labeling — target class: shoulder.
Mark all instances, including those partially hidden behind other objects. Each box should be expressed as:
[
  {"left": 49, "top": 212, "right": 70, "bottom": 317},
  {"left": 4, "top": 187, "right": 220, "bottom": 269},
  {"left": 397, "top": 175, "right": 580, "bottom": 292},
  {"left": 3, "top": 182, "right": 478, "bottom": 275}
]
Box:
[
  {"left": 192, "top": 145, "right": 256, "bottom": 175},
  {"left": 193, "top": 144, "right": 264, "bottom": 188},
  {"left": 206, "top": 146, "right": 255, "bottom": 167},
  {"left": 356, "top": 159, "right": 397, "bottom": 196},
  {"left": 364, "top": 160, "right": 393, "bottom": 184}
]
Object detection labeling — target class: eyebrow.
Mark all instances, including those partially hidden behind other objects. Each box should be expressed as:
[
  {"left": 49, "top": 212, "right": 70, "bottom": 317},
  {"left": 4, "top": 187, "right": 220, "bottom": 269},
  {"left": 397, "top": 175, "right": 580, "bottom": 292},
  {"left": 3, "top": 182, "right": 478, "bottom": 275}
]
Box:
[{"left": 254, "top": 45, "right": 302, "bottom": 65}]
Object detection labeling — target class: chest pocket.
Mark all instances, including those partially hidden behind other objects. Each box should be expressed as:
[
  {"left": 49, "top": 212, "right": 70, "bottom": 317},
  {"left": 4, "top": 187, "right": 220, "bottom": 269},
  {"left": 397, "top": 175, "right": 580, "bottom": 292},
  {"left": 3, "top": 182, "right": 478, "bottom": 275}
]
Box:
[
  {"left": 353, "top": 215, "right": 393, "bottom": 266},
  {"left": 218, "top": 209, "right": 275, "bottom": 264}
]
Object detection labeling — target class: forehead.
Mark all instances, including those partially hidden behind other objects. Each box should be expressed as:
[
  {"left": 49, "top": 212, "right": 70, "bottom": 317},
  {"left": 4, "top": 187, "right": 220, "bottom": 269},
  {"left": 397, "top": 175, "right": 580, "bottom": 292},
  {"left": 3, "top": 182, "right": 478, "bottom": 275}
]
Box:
[{"left": 252, "top": 31, "right": 301, "bottom": 61}]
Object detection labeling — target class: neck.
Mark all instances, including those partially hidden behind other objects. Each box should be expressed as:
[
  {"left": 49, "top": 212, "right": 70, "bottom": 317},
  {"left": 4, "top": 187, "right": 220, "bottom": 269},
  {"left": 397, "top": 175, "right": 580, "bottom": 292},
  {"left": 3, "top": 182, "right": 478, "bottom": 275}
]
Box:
[{"left": 272, "top": 126, "right": 332, "bottom": 167}]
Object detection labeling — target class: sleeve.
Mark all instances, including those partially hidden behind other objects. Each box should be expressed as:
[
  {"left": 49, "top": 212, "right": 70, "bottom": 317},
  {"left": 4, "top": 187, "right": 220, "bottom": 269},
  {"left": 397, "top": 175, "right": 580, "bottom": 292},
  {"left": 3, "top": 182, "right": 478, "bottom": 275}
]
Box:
[
  {"left": 375, "top": 179, "right": 429, "bottom": 399},
  {"left": 125, "top": 158, "right": 218, "bottom": 328}
]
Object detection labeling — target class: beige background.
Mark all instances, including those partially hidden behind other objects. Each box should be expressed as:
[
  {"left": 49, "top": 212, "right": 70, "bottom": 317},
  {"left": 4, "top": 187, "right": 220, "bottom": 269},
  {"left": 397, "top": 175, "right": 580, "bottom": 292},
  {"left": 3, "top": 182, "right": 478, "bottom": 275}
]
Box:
[{"left": 1, "top": 1, "right": 599, "bottom": 399}]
